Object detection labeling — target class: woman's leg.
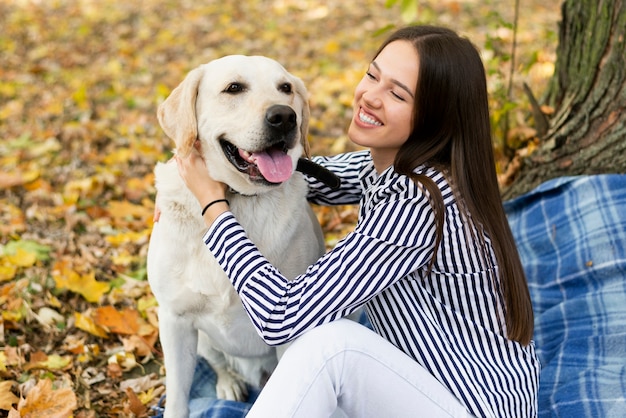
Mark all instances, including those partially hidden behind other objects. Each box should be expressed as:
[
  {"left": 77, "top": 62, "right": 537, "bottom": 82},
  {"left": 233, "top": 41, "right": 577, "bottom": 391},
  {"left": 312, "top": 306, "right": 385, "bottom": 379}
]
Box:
[{"left": 247, "top": 319, "right": 470, "bottom": 418}]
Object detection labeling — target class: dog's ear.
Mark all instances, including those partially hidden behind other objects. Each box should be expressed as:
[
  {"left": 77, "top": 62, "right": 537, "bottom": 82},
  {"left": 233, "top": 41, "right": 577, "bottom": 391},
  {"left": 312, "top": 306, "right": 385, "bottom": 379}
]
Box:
[
  {"left": 157, "top": 67, "right": 204, "bottom": 157},
  {"left": 292, "top": 76, "right": 311, "bottom": 158}
]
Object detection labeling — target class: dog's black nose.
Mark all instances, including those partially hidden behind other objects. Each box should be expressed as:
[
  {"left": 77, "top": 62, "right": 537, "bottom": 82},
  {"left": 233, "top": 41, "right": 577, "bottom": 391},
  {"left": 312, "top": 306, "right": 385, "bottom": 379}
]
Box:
[{"left": 265, "top": 105, "right": 297, "bottom": 133}]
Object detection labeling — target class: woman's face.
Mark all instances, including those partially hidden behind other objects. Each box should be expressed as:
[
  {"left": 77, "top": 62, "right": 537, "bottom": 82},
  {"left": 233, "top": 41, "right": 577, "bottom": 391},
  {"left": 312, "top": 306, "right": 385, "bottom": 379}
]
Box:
[{"left": 348, "top": 40, "right": 418, "bottom": 170}]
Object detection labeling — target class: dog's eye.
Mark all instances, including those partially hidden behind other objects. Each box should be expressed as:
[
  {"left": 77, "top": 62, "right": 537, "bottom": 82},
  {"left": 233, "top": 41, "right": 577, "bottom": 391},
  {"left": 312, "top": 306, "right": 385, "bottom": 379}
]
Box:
[
  {"left": 278, "top": 83, "right": 293, "bottom": 94},
  {"left": 224, "top": 83, "right": 245, "bottom": 94}
]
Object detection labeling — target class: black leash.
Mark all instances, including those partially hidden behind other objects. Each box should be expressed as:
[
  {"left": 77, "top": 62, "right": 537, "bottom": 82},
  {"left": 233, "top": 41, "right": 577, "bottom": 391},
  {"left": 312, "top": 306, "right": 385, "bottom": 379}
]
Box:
[{"left": 296, "top": 158, "right": 341, "bottom": 191}]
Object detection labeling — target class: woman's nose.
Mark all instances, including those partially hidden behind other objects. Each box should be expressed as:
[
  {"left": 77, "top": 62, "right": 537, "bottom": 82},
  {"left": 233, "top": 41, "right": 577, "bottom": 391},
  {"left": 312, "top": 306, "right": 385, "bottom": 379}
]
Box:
[{"left": 362, "top": 89, "right": 382, "bottom": 108}]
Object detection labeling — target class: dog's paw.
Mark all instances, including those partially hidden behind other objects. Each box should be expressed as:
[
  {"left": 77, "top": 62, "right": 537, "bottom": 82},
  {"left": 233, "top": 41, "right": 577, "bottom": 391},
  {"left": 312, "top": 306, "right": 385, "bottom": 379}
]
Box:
[{"left": 215, "top": 369, "right": 248, "bottom": 401}]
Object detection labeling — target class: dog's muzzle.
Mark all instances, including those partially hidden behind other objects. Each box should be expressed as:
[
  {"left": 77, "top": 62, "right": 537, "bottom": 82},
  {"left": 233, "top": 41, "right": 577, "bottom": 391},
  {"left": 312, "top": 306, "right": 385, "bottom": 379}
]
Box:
[{"left": 220, "top": 105, "right": 299, "bottom": 185}]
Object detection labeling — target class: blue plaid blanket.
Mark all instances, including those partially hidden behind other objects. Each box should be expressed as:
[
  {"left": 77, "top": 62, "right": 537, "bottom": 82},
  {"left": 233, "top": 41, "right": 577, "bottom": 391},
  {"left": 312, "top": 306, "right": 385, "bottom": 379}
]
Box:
[
  {"left": 151, "top": 357, "right": 257, "bottom": 417},
  {"left": 504, "top": 174, "right": 626, "bottom": 417},
  {"left": 152, "top": 174, "right": 626, "bottom": 417}
]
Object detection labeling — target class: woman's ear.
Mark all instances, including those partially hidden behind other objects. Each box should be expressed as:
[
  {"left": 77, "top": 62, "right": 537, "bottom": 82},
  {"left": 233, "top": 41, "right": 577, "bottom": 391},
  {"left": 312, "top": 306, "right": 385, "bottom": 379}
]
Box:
[
  {"left": 292, "top": 76, "right": 311, "bottom": 158},
  {"left": 157, "top": 67, "right": 204, "bottom": 157}
]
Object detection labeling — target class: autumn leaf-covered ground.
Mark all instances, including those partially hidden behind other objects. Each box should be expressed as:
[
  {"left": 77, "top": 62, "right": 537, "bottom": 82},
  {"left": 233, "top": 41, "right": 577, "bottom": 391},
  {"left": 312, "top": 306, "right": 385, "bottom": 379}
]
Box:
[{"left": 1, "top": 0, "right": 559, "bottom": 416}]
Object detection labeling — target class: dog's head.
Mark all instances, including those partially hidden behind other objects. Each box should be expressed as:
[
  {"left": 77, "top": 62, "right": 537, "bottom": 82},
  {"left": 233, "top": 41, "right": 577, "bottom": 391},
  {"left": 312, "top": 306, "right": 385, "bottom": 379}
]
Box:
[{"left": 157, "top": 55, "right": 310, "bottom": 195}]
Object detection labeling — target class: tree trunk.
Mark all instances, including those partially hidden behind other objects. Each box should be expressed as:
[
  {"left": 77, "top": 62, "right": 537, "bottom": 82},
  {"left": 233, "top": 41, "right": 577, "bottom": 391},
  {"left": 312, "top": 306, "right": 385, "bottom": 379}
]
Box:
[{"left": 502, "top": 0, "right": 626, "bottom": 200}]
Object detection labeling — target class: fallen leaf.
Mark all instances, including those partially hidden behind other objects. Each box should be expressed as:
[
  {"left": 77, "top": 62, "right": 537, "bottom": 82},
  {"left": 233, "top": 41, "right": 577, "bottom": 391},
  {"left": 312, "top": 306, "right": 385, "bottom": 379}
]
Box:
[
  {"left": 74, "top": 312, "right": 109, "bottom": 338},
  {"left": 24, "top": 353, "right": 72, "bottom": 371},
  {"left": 107, "top": 200, "right": 153, "bottom": 223},
  {"left": 15, "top": 379, "right": 77, "bottom": 418},
  {"left": 107, "top": 351, "right": 138, "bottom": 371},
  {"left": 52, "top": 261, "right": 110, "bottom": 303},
  {"left": 122, "top": 333, "right": 158, "bottom": 358},
  {"left": 6, "top": 248, "right": 37, "bottom": 268},
  {"left": 0, "top": 172, "right": 25, "bottom": 189},
  {"left": 93, "top": 305, "right": 140, "bottom": 335},
  {"left": 0, "top": 348, "right": 22, "bottom": 374},
  {"left": 35, "top": 307, "right": 64, "bottom": 328},
  {"left": 2, "top": 240, "right": 51, "bottom": 262},
  {"left": 119, "top": 373, "right": 162, "bottom": 393},
  {"left": 106, "top": 362, "right": 123, "bottom": 380},
  {"left": 124, "top": 387, "right": 148, "bottom": 417},
  {"left": 0, "top": 263, "right": 17, "bottom": 282},
  {"left": 0, "top": 380, "right": 19, "bottom": 411}
]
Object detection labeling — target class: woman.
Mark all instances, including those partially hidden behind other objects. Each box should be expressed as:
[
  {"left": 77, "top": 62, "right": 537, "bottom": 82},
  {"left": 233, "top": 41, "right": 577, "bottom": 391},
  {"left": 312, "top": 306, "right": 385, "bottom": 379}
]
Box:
[{"left": 176, "top": 25, "right": 540, "bottom": 418}]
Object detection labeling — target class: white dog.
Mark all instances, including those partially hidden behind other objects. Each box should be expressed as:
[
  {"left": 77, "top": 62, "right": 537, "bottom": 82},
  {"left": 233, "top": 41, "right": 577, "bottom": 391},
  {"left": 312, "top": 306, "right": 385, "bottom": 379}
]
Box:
[{"left": 147, "top": 55, "right": 326, "bottom": 418}]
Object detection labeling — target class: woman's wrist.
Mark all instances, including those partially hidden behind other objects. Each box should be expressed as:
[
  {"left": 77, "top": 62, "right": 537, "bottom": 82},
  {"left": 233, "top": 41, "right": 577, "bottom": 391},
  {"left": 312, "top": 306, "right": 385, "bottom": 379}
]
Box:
[
  {"left": 201, "top": 199, "right": 229, "bottom": 216},
  {"left": 200, "top": 198, "right": 230, "bottom": 226}
]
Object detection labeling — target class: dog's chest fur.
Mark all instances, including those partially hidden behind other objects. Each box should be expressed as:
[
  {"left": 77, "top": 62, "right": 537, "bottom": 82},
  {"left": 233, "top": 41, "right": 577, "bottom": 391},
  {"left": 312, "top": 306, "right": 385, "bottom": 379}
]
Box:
[{"left": 148, "top": 161, "right": 314, "bottom": 318}]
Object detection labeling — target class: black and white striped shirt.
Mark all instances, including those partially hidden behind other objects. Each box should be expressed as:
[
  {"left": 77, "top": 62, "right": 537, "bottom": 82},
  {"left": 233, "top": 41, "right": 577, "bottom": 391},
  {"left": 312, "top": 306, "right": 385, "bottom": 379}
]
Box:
[{"left": 203, "top": 151, "right": 540, "bottom": 417}]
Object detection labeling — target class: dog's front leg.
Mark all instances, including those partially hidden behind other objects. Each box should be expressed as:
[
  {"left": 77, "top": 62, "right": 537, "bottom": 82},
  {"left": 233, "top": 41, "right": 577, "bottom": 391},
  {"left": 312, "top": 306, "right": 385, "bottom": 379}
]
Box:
[{"left": 159, "top": 310, "right": 198, "bottom": 418}]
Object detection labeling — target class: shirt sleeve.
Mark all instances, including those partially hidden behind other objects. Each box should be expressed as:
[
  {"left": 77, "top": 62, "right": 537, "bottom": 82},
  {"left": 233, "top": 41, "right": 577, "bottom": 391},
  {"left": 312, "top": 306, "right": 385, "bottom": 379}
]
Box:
[
  {"left": 203, "top": 190, "right": 438, "bottom": 346},
  {"left": 304, "top": 151, "right": 370, "bottom": 206}
]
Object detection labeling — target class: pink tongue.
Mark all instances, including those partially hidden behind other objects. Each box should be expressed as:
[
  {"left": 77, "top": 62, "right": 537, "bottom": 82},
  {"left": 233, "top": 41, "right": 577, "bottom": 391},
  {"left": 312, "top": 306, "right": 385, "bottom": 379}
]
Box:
[{"left": 251, "top": 149, "right": 293, "bottom": 183}]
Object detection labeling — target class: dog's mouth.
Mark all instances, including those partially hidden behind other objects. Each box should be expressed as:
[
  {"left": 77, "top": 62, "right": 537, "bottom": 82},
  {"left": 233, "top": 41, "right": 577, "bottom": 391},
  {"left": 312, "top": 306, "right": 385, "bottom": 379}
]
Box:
[{"left": 220, "top": 139, "right": 293, "bottom": 184}]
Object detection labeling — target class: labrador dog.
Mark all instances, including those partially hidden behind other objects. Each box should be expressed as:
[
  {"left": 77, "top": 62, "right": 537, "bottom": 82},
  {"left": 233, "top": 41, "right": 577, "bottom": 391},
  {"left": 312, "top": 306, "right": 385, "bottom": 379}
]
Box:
[{"left": 147, "top": 55, "right": 326, "bottom": 418}]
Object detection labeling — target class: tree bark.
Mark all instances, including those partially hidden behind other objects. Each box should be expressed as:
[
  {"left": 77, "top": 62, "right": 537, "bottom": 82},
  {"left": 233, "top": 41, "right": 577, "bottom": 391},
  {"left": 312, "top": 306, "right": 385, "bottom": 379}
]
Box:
[{"left": 502, "top": 0, "right": 626, "bottom": 200}]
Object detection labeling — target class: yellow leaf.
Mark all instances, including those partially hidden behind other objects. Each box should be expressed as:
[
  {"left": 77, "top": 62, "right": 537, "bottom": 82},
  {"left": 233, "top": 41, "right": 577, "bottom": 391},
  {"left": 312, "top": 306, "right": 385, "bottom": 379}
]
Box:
[
  {"left": 74, "top": 312, "right": 108, "bottom": 338},
  {"left": 110, "top": 250, "right": 136, "bottom": 266},
  {"left": 7, "top": 248, "right": 37, "bottom": 268},
  {"left": 0, "top": 352, "right": 7, "bottom": 372},
  {"left": 105, "top": 58, "right": 123, "bottom": 76},
  {"left": 16, "top": 379, "right": 77, "bottom": 418},
  {"left": 72, "top": 85, "right": 89, "bottom": 110},
  {"left": 25, "top": 354, "right": 72, "bottom": 371},
  {"left": 0, "top": 262, "right": 17, "bottom": 282},
  {"left": 63, "top": 175, "right": 108, "bottom": 204},
  {"left": 48, "top": 295, "right": 62, "bottom": 309},
  {"left": 108, "top": 200, "right": 152, "bottom": 221},
  {"left": 103, "top": 148, "right": 133, "bottom": 165},
  {"left": 138, "top": 387, "right": 156, "bottom": 404},
  {"left": 21, "top": 168, "right": 40, "bottom": 184},
  {"left": 105, "top": 229, "right": 150, "bottom": 246},
  {"left": 52, "top": 262, "right": 109, "bottom": 303},
  {"left": 2, "top": 297, "right": 25, "bottom": 322},
  {"left": 0, "top": 380, "right": 19, "bottom": 411},
  {"left": 137, "top": 295, "right": 158, "bottom": 315},
  {"left": 324, "top": 40, "right": 340, "bottom": 54}
]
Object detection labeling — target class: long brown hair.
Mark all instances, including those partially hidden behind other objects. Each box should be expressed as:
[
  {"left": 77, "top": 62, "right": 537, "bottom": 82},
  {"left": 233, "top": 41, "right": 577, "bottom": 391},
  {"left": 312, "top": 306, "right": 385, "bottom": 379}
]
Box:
[{"left": 375, "top": 26, "right": 533, "bottom": 345}]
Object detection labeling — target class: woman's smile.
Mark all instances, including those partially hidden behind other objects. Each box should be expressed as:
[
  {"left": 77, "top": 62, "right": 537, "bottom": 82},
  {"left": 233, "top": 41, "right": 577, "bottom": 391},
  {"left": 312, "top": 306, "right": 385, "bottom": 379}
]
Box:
[{"left": 357, "top": 108, "right": 383, "bottom": 126}]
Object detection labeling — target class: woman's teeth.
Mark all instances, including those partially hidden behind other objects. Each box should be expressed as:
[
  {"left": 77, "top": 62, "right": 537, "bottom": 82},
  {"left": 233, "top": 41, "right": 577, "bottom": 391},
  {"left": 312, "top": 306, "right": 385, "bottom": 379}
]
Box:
[{"left": 359, "top": 111, "right": 382, "bottom": 126}]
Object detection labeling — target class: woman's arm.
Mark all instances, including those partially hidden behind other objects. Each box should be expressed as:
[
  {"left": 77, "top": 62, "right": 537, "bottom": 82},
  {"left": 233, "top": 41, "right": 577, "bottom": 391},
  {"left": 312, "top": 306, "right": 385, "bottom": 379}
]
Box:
[
  {"left": 175, "top": 143, "right": 437, "bottom": 344},
  {"left": 204, "top": 193, "right": 437, "bottom": 345}
]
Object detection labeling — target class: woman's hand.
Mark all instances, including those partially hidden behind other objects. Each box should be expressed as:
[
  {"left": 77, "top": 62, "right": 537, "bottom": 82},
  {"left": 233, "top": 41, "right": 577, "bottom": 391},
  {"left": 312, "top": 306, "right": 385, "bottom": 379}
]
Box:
[{"left": 175, "top": 140, "right": 229, "bottom": 225}]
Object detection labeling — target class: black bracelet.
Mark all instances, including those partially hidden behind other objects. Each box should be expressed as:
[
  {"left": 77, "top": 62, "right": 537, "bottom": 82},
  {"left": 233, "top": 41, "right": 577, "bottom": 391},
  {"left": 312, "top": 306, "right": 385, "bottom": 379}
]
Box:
[{"left": 201, "top": 199, "right": 229, "bottom": 216}]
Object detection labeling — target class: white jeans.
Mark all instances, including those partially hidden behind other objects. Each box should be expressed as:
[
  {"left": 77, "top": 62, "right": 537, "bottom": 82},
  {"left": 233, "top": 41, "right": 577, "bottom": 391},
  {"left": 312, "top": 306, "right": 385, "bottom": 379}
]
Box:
[{"left": 247, "top": 319, "right": 471, "bottom": 418}]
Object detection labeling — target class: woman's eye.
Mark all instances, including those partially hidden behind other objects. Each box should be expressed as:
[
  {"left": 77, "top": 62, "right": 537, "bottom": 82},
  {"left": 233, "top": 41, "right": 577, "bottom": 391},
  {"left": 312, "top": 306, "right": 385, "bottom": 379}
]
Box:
[
  {"left": 224, "top": 83, "right": 245, "bottom": 93},
  {"left": 391, "top": 91, "right": 406, "bottom": 101},
  {"left": 365, "top": 71, "right": 376, "bottom": 80}
]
